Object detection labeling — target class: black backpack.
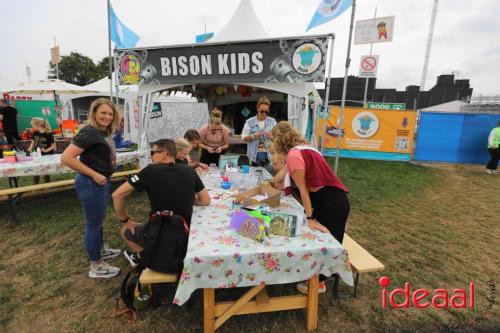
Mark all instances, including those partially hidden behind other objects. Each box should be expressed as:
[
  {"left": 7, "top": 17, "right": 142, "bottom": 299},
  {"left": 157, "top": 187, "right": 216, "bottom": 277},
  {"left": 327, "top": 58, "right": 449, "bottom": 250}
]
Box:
[
  {"left": 120, "top": 211, "right": 189, "bottom": 310},
  {"left": 143, "top": 211, "right": 189, "bottom": 273}
]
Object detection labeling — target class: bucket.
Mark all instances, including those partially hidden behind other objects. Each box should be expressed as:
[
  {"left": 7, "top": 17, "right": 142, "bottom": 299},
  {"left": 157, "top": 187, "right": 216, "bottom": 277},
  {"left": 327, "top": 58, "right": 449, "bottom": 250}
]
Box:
[
  {"left": 16, "top": 151, "right": 27, "bottom": 161},
  {"left": 3, "top": 151, "right": 16, "bottom": 163}
]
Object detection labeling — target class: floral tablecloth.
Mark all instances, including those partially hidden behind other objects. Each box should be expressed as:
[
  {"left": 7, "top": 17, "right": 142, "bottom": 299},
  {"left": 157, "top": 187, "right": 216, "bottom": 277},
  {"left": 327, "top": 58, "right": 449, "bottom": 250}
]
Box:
[
  {"left": 173, "top": 169, "right": 353, "bottom": 305},
  {"left": 0, "top": 151, "right": 143, "bottom": 178}
]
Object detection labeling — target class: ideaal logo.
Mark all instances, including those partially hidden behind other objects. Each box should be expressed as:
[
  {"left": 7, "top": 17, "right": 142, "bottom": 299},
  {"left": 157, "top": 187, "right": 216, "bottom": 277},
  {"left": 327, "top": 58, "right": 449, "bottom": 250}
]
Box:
[
  {"left": 380, "top": 276, "right": 475, "bottom": 309},
  {"left": 292, "top": 43, "right": 322, "bottom": 75},
  {"left": 120, "top": 54, "right": 140, "bottom": 84},
  {"left": 446, "top": 279, "right": 495, "bottom": 330}
]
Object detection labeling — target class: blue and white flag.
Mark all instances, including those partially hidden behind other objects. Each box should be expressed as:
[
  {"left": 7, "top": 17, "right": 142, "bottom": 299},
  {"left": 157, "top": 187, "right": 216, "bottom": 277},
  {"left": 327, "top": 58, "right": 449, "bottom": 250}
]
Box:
[
  {"left": 307, "top": 0, "right": 353, "bottom": 31},
  {"left": 109, "top": 4, "right": 140, "bottom": 49},
  {"left": 195, "top": 32, "right": 215, "bottom": 44}
]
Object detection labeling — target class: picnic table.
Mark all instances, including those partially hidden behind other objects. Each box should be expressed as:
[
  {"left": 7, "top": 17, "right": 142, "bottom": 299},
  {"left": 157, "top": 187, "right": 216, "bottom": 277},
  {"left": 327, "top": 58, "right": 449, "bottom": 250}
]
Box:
[
  {"left": 0, "top": 151, "right": 142, "bottom": 179},
  {"left": 0, "top": 151, "right": 144, "bottom": 223},
  {"left": 174, "top": 168, "right": 353, "bottom": 332}
]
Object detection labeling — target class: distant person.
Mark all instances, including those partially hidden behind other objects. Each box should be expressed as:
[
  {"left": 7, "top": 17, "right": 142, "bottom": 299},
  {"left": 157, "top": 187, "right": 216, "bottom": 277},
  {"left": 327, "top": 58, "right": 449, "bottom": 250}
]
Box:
[
  {"left": 0, "top": 99, "right": 21, "bottom": 145},
  {"left": 241, "top": 96, "right": 276, "bottom": 167},
  {"left": 28, "top": 118, "right": 55, "bottom": 155},
  {"left": 61, "top": 98, "right": 121, "bottom": 279},
  {"left": 112, "top": 118, "right": 133, "bottom": 149},
  {"left": 486, "top": 120, "right": 500, "bottom": 174},
  {"left": 28, "top": 117, "right": 56, "bottom": 184},
  {"left": 0, "top": 131, "right": 8, "bottom": 146},
  {"left": 184, "top": 129, "right": 202, "bottom": 163},
  {"left": 175, "top": 138, "right": 209, "bottom": 171},
  {"left": 111, "top": 139, "right": 210, "bottom": 266},
  {"left": 198, "top": 108, "right": 230, "bottom": 166},
  {"left": 0, "top": 131, "right": 8, "bottom": 158}
]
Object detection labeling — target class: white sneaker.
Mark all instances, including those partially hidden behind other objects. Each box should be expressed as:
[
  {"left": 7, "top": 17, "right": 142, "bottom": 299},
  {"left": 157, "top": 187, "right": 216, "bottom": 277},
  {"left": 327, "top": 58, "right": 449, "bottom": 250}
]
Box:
[
  {"left": 101, "top": 243, "right": 121, "bottom": 260},
  {"left": 296, "top": 281, "right": 327, "bottom": 295},
  {"left": 89, "top": 261, "right": 120, "bottom": 279}
]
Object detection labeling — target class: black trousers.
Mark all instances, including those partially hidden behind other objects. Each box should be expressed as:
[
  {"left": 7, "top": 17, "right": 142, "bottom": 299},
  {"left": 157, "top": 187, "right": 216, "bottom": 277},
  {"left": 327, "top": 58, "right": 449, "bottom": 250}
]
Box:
[
  {"left": 309, "top": 186, "right": 350, "bottom": 282},
  {"left": 4, "top": 128, "right": 21, "bottom": 145},
  {"left": 486, "top": 148, "right": 499, "bottom": 170},
  {"left": 200, "top": 148, "right": 222, "bottom": 166}
]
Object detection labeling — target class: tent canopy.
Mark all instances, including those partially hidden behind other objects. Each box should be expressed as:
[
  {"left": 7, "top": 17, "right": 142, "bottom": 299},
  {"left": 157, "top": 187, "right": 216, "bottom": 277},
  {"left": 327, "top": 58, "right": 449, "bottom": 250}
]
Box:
[
  {"left": 210, "top": 0, "right": 268, "bottom": 43},
  {"left": 84, "top": 73, "right": 138, "bottom": 95},
  {"left": 6, "top": 79, "right": 97, "bottom": 95}
]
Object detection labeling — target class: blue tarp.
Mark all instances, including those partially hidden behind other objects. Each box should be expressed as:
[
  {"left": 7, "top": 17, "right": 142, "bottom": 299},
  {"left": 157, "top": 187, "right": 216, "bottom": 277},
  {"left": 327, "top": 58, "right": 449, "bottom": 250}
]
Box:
[{"left": 415, "top": 112, "right": 500, "bottom": 164}]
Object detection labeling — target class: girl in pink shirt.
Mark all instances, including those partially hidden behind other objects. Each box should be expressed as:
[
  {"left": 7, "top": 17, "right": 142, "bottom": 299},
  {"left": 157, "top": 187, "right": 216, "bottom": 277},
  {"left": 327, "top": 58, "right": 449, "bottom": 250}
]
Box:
[{"left": 198, "top": 108, "right": 230, "bottom": 166}]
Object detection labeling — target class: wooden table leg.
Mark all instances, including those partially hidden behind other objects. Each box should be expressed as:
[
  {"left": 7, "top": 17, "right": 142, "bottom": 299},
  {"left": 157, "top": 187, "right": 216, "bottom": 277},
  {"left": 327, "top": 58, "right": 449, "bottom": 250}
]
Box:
[
  {"left": 204, "top": 288, "right": 215, "bottom": 333},
  {"left": 306, "top": 275, "right": 319, "bottom": 331}
]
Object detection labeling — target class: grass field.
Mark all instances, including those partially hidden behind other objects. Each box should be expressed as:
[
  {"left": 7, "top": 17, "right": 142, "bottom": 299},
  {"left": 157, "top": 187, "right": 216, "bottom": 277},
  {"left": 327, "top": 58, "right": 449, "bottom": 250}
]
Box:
[{"left": 0, "top": 159, "right": 499, "bottom": 332}]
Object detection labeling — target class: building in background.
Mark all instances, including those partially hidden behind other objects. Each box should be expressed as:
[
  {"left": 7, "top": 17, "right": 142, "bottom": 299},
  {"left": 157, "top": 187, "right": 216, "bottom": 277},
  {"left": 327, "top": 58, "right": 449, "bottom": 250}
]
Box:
[{"left": 319, "top": 74, "right": 473, "bottom": 110}]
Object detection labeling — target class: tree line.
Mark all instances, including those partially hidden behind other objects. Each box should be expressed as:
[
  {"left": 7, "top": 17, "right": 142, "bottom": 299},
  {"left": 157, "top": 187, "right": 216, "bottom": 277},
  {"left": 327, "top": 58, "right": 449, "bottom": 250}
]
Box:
[{"left": 48, "top": 52, "right": 115, "bottom": 86}]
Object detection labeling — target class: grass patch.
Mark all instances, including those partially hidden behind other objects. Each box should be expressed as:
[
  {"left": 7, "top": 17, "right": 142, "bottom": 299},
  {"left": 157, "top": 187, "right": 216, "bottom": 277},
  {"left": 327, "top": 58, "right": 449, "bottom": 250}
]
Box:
[{"left": 0, "top": 159, "right": 499, "bottom": 332}]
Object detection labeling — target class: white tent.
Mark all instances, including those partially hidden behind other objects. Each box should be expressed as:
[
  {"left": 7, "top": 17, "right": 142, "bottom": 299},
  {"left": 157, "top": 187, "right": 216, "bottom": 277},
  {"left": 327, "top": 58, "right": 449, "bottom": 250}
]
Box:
[
  {"left": 131, "top": 0, "right": 327, "bottom": 158},
  {"left": 419, "top": 100, "right": 466, "bottom": 112},
  {"left": 84, "top": 73, "right": 138, "bottom": 96},
  {"left": 135, "top": 0, "right": 322, "bottom": 151},
  {"left": 210, "top": 0, "right": 268, "bottom": 43}
]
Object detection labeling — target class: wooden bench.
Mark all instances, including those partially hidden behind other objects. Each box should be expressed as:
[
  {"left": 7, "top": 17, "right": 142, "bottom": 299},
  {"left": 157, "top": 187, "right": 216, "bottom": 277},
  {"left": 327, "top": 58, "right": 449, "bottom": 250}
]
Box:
[
  {"left": 0, "top": 169, "right": 140, "bottom": 224},
  {"left": 139, "top": 268, "right": 178, "bottom": 284},
  {"left": 333, "top": 233, "right": 385, "bottom": 298}
]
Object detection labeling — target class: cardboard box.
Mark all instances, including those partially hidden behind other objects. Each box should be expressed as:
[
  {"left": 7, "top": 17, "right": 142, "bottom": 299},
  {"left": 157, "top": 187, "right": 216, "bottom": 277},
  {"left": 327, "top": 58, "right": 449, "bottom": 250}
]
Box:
[{"left": 237, "top": 184, "right": 281, "bottom": 208}]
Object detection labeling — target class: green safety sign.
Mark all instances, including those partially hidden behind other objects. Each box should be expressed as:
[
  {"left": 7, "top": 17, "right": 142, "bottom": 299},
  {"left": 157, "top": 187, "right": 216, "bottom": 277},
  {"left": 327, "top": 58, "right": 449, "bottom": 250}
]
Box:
[{"left": 366, "top": 102, "right": 406, "bottom": 110}]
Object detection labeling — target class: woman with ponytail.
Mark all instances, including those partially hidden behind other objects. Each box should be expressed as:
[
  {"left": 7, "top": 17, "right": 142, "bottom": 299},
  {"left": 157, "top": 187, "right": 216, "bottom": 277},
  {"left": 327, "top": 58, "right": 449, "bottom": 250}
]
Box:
[
  {"left": 271, "top": 121, "right": 350, "bottom": 295},
  {"left": 29, "top": 117, "right": 56, "bottom": 183}
]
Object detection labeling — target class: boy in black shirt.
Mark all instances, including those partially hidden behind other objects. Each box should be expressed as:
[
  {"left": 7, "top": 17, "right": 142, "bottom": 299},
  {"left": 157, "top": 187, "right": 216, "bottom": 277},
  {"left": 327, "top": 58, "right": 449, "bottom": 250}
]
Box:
[{"left": 112, "top": 139, "right": 210, "bottom": 264}]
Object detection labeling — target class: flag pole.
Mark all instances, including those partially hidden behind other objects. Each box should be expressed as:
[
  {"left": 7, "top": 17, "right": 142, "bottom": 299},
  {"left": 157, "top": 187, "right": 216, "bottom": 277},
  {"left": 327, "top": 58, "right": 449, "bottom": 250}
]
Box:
[
  {"left": 106, "top": 0, "right": 114, "bottom": 101},
  {"left": 334, "top": 0, "right": 356, "bottom": 174},
  {"left": 113, "top": 50, "right": 119, "bottom": 106},
  {"left": 420, "top": 0, "right": 439, "bottom": 90},
  {"left": 320, "top": 35, "right": 335, "bottom": 154}
]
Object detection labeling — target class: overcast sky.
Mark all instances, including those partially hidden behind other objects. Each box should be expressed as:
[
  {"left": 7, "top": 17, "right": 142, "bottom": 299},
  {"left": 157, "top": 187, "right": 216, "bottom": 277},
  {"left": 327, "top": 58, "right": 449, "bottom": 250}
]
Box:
[{"left": 1, "top": 0, "right": 499, "bottom": 94}]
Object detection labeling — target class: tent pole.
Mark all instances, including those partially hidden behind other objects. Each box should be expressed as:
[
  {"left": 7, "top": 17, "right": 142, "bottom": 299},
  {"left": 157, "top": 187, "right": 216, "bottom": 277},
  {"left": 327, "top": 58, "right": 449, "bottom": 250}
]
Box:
[
  {"left": 320, "top": 34, "right": 335, "bottom": 154},
  {"left": 334, "top": 0, "right": 356, "bottom": 175},
  {"left": 106, "top": 0, "right": 113, "bottom": 102},
  {"left": 53, "top": 90, "right": 63, "bottom": 139},
  {"left": 113, "top": 50, "right": 120, "bottom": 105},
  {"left": 363, "top": 7, "right": 377, "bottom": 106}
]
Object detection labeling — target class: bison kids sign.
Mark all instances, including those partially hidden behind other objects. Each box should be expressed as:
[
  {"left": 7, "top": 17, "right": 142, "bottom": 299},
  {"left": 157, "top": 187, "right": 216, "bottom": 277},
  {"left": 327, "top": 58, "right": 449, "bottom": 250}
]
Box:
[{"left": 116, "top": 35, "right": 330, "bottom": 85}]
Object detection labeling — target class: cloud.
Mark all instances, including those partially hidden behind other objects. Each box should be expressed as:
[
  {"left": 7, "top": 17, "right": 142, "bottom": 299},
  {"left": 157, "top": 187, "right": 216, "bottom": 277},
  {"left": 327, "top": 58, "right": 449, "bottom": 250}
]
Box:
[{"left": 0, "top": 0, "right": 498, "bottom": 95}]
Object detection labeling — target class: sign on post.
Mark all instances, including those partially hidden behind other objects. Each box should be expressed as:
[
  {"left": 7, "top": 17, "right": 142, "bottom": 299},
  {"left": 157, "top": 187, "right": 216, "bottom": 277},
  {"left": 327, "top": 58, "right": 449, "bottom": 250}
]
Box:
[
  {"left": 51, "top": 46, "right": 60, "bottom": 65},
  {"left": 366, "top": 102, "right": 406, "bottom": 110},
  {"left": 359, "top": 55, "right": 379, "bottom": 77},
  {"left": 354, "top": 16, "right": 395, "bottom": 45}
]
